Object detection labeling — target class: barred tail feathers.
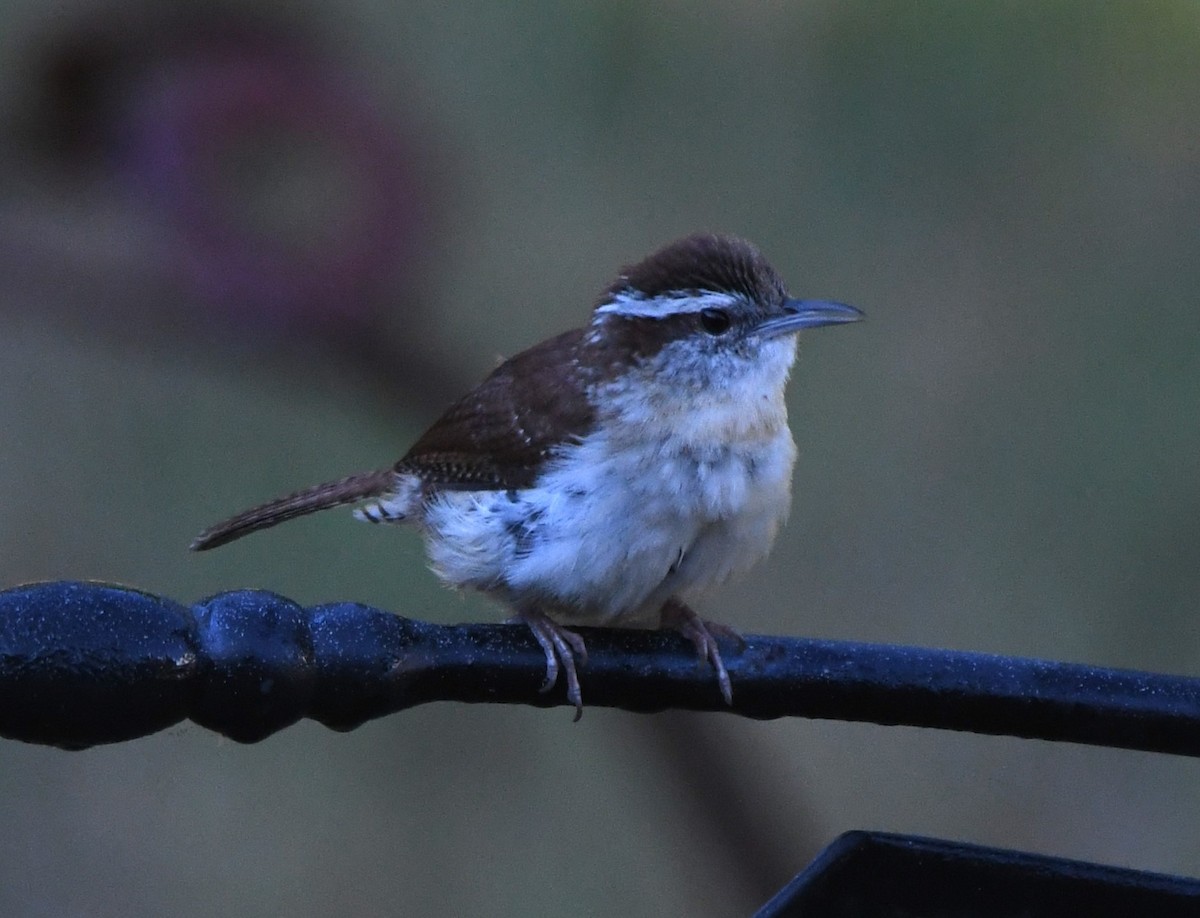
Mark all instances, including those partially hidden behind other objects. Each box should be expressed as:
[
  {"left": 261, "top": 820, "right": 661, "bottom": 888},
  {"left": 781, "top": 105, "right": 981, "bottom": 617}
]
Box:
[{"left": 190, "top": 469, "right": 398, "bottom": 551}]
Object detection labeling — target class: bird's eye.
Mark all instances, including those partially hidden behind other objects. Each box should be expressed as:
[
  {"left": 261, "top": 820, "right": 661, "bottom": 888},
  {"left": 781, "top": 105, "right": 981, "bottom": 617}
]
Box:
[{"left": 699, "top": 308, "right": 731, "bottom": 335}]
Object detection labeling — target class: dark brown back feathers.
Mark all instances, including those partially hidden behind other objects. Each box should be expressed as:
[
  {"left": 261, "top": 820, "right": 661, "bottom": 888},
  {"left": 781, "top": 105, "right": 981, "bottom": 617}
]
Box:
[{"left": 396, "top": 328, "right": 597, "bottom": 490}]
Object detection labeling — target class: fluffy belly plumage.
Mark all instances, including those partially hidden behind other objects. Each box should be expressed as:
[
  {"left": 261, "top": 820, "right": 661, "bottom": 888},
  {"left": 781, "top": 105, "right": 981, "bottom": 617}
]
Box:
[{"left": 420, "top": 427, "right": 796, "bottom": 626}]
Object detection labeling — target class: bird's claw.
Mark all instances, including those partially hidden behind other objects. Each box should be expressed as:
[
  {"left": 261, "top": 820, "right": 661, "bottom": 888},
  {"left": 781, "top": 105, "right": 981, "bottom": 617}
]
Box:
[
  {"left": 517, "top": 610, "right": 588, "bottom": 720},
  {"left": 661, "top": 599, "right": 739, "bottom": 706}
]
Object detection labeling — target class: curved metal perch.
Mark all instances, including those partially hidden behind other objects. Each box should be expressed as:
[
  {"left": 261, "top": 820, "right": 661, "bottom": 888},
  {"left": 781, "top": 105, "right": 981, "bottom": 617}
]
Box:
[{"left": 1, "top": 579, "right": 1198, "bottom": 752}]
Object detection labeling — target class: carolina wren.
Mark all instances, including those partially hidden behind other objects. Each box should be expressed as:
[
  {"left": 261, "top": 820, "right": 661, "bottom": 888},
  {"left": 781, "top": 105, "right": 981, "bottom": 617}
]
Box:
[{"left": 192, "top": 233, "right": 861, "bottom": 718}]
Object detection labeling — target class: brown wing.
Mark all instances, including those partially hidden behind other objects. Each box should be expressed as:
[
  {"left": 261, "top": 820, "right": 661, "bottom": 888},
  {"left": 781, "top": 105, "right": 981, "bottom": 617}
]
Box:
[{"left": 397, "top": 328, "right": 597, "bottom": 491}]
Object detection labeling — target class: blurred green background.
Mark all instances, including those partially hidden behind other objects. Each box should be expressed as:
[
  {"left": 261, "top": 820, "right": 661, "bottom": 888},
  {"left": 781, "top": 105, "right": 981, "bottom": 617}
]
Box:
[{"left": 1, "top": 2, "right": 1199, "bottom": 915}]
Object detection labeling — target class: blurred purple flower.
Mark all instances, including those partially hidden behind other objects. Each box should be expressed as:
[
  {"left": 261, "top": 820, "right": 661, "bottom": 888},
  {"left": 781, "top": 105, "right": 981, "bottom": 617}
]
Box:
[{"left": 116, "top": 23, "right": 426, "bottom": 332}]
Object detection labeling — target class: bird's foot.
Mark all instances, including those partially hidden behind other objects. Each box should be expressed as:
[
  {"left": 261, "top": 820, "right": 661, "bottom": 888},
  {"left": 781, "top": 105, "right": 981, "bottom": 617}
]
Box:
[
  {"left": 660, "top": 599, "right": 742, "bottom": 706},
  {"left": 513, "top": 609, "right": 588, "bottom": 721}
]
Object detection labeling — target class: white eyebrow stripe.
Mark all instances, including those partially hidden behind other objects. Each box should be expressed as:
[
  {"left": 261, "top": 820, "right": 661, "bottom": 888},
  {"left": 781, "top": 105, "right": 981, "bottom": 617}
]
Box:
[{"left": 593, "top": 289, "right": 740, "bottom": 320}]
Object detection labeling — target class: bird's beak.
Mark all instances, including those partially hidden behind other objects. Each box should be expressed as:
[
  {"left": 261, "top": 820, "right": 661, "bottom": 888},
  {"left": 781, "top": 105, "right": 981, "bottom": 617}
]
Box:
[{"left": 755, "top": 299, "right": 864, "bottom": 339}]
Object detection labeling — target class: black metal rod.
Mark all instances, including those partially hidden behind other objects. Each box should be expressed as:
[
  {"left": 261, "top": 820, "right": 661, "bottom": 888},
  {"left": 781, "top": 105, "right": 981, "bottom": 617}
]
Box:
[{"left": 1, "top": 579, "right": 1198, "bottom": 753}]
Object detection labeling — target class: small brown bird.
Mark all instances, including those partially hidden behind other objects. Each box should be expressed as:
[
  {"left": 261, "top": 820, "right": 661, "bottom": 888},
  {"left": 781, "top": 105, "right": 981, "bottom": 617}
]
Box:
[{"left": 192, "top": 233, "right": 861, "bottom": 717}]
